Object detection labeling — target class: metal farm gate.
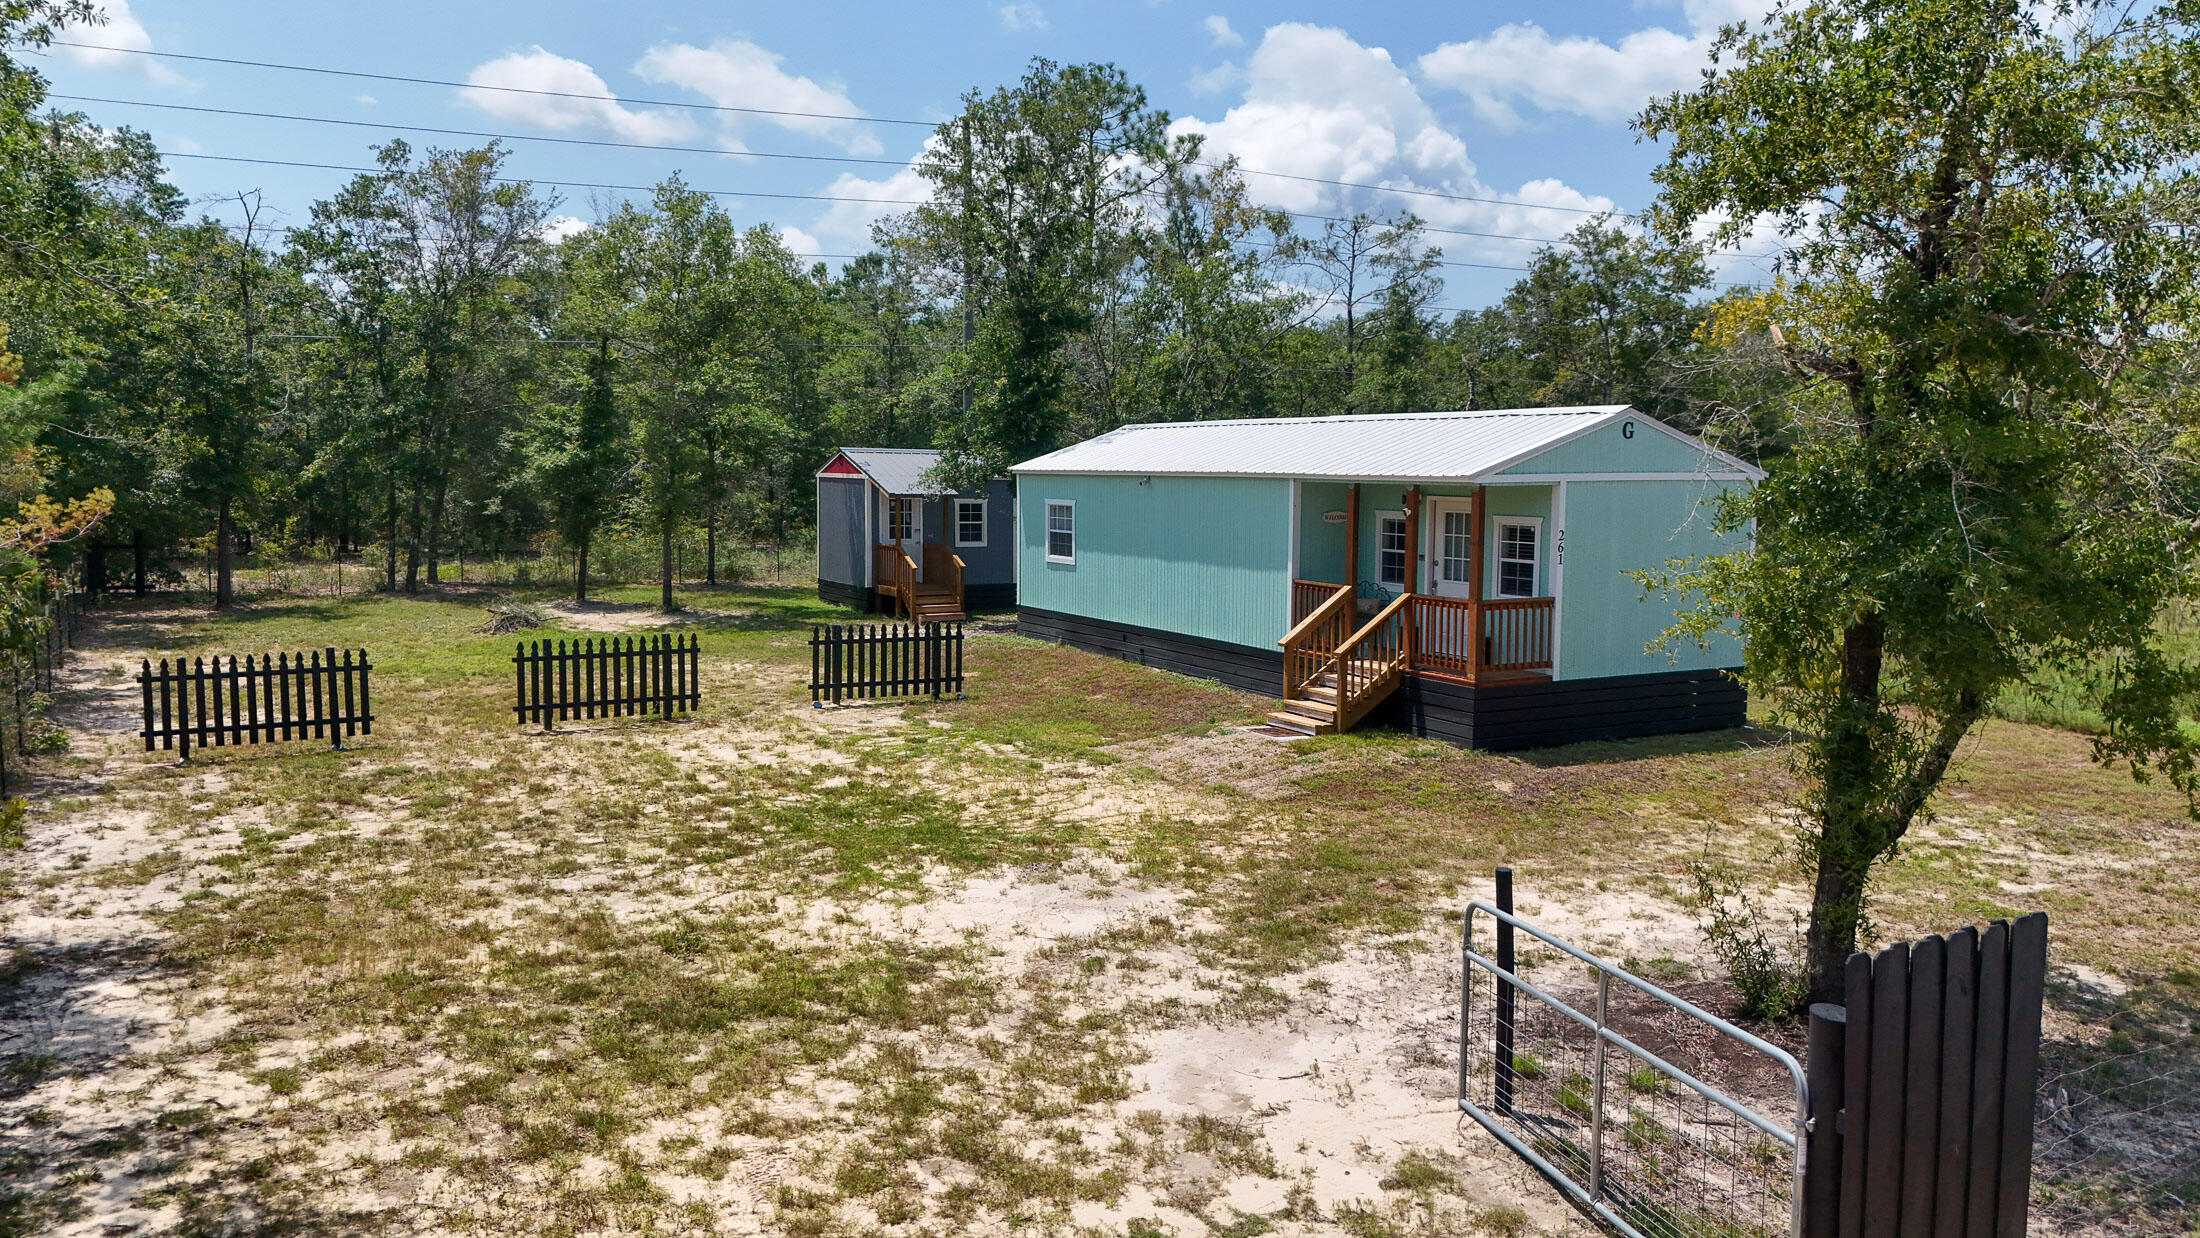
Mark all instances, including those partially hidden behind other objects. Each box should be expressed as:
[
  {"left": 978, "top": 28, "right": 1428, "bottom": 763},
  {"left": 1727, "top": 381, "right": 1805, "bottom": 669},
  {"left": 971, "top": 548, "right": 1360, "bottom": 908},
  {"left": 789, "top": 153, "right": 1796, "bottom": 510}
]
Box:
[
  {"left": 1459, "top": 869, "right": 1808, "bottom": 1238},
  {"left": 1459, "top": 869, "right": 2051, "bottom": 1238}
]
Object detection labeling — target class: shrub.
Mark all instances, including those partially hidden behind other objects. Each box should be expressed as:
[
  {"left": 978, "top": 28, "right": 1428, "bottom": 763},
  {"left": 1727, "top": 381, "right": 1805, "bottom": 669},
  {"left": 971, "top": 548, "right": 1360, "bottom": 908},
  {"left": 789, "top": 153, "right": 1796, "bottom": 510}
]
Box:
[{"left": 1687, "top": 859, "right": 1809, "bottom": 1020}]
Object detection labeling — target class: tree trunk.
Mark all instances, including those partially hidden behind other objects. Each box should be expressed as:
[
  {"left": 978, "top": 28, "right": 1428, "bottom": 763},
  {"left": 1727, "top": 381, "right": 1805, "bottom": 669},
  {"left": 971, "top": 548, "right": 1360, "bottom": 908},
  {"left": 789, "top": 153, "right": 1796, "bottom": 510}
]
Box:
[
  {"left": 576, "top": 536, "right": 589, "bottom": 604},
  {"left": 660, "top": 515, "right": 675, "bottom": 613},
  {"left": 384, "top": 486, "right": 399, "bottom": 592},
  {"left": 402, "top": 484, "right": 424, "bottom": 594},
  {"left": 132, "top": 529, "right": 147, "bottom": 596},
  {"left": 706, "top": 511, "right": 717, "bottom": 586},
  {"left": 1803, "top": 612, "right": 1886, "bottom": 1003},
  {"left": 424, "top": 477, "right": 448, "bottom": 585},
  {"left": 215, "top": 497, "right": 235, "bottom": 608}
]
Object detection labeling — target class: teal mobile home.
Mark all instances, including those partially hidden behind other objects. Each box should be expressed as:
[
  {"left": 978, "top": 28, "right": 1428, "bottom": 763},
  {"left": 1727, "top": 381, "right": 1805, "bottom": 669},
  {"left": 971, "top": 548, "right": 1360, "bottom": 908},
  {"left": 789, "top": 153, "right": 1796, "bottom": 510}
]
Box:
[{"left": 1011, "top": 407, "right": 1761, "bottom": 750}]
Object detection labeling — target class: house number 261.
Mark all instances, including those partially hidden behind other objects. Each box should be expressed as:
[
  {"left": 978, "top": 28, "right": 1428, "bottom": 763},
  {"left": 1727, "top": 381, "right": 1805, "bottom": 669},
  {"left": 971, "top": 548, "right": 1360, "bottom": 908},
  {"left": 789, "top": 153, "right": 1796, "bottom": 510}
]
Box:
[{"left": 1556, "top": 527, "right": 1565, "bottom": 566}]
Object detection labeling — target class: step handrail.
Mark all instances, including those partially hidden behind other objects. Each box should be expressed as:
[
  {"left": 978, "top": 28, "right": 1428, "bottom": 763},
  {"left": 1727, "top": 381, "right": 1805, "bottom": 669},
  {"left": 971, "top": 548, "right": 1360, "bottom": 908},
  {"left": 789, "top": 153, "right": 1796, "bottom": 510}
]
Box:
[
  {"left": 1325, "top": 590, "right": 1413, "bottom": 730},
  {"left": 1279, "top": 582, "right": 1357, "bottom": 701}
]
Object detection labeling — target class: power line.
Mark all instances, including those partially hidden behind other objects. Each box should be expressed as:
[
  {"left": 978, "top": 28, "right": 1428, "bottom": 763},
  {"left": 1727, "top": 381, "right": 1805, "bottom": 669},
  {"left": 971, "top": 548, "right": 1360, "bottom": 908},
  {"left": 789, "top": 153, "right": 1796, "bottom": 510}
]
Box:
[
  {"left": 45, "top": 40, "right": 1635, "bottom": 221},
  {"left": 43, "top": 40, "right": 931, "bottom": 129},
  {"left": 51, "top": 93, "right": 914, "bottom": 169},
  {"left": 158, "top": 150, "right": 931, "bottom": 208},
  {"left": 62, "top": 90, "right": 1788, "bottom": 262}
]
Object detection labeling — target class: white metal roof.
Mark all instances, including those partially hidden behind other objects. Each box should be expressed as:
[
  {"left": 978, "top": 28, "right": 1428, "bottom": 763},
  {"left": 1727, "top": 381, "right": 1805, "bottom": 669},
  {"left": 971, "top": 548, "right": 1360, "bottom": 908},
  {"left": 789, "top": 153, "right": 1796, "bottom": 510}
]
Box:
[
  {"left": 1009, "top": 406, "right": 1763, "bottom": 483},
  {"left": 823, "top": 448, "right": 956, "bottom": 496}
]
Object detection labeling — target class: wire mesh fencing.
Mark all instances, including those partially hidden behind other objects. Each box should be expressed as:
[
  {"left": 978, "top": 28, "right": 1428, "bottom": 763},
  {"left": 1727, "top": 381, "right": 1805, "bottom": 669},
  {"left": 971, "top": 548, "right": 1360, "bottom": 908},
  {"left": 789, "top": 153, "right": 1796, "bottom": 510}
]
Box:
[
  {"left": 2031, "top": 1019, "right": 2200, "bottom": 1235},
  {"left": 1459, "top": 887, "right": 1806, "bottom": 1238}
]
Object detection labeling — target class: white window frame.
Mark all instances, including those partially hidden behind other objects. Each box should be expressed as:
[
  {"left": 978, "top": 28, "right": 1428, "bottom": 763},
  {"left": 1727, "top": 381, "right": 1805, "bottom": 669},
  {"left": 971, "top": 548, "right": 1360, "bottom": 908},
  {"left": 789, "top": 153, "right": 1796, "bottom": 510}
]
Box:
[
  {"left": 1376, "top": 510, "right": 1408, "bottom": 590},
  {"left": 887, "top": 495, "right": 917, "bottom": 543},
  {"left": 953, "top": 496, "right": 988, "bottom": 548},
  {"left": 1045, "top": 500, "right": 1076, "bottom": 564},
  {"left": 1494, "top": 516, "right": 1543, "bottom": 599}
]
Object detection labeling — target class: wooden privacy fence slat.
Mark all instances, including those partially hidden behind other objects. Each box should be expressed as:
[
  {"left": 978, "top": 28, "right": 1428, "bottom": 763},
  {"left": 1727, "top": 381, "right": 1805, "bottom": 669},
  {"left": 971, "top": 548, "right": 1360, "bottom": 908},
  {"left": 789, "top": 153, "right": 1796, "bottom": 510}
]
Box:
[
  {"left": 138, "top": 647, "right": 372, "bottom": 760},
  {"left": 809, "top": 622, "right": 963, "bottom": 705},
  {"left": 1803, "top": 911, "right": 2048, "bottom": 1238},
  {"left": 513, "top": 633, "right": 700, "bottom": 729}
]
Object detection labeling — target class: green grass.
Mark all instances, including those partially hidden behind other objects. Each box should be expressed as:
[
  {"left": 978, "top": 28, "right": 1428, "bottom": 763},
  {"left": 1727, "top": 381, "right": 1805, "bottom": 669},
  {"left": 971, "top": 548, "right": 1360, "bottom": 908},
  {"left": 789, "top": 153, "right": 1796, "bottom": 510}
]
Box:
[{"left": 10, "top": 584, "right": 2199, "bottom": 1236}]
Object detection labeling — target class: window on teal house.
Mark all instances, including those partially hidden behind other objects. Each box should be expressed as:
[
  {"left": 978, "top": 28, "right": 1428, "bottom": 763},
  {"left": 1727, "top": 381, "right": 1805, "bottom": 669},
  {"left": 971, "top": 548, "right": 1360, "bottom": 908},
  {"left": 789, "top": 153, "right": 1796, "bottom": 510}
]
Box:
[
  {"left": 1377, "top": 513, "right": 1406, "bottom": 587},
  {"left": 1497, "top": 520, "right": 1540, "bottom": 597},
  {"left": 1046, "top": 501, "right": 1075, "bottom": 563}
]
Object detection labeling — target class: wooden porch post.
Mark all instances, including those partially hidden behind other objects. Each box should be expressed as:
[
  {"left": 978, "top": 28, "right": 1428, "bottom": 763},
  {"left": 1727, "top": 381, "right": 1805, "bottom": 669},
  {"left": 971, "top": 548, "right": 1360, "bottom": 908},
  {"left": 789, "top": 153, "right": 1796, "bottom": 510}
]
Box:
[
  {"left": 1402, "top": 486, "right": 1422, "bottom": 594},
  {"left": 1468, "top": 485, "right": 1486, "bottom": 678},
  {"left": 1343, "top": 484, "right": 1360, "bottom": 591}
]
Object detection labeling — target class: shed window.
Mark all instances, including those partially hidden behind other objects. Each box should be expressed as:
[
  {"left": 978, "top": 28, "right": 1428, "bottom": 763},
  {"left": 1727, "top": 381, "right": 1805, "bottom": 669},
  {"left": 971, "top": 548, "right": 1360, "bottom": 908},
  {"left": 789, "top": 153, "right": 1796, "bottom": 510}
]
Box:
[
  {"left": 887, "top": 496, "right": 916, "bottom": 542},
  {"left": 954, "top": 498, "right": 987, "bottom": 548},
  {"left": 1497, "top": 521, "right": 1540, "bottom": 598},
  {"left": 1045, "top": 501, "right": 1075, "bottom": 563},
  {"left": 1377, "top": 513, "right": 1407, "bottom": 588}
]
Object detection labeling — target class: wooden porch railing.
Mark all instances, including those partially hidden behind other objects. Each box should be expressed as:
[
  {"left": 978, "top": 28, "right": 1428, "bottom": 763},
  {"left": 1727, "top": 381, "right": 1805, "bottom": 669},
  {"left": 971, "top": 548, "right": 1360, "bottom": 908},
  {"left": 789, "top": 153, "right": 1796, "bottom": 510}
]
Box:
[
  {"left": 1280, "top": 582, "right": 1357, "bottom": 701},
  {"left": 1330, "top": 591, "right": 1413, "bottom": 731},
  {"left": 922, "top": 541, "right": 965, "bottom": 607},
  {"left": 1292, "top": 578, "right": 1349, "bottom": 626},
  {"left": 1478, "top": 596, "right": 1554, "bottom": 673},
  {"left": 874, "top": 543, "right": 920, "bottom": 618}
]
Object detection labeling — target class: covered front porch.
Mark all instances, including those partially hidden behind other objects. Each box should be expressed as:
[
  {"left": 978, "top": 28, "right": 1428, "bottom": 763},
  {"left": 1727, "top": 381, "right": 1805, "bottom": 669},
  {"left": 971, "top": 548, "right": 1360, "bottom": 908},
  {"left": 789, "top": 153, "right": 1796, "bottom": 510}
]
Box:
[
  {"left": 1272, "top": 482, "right": 1557, "bottom": 735},
  {"left": 869, "top": 492, "right": 967, "bottom": 623}
]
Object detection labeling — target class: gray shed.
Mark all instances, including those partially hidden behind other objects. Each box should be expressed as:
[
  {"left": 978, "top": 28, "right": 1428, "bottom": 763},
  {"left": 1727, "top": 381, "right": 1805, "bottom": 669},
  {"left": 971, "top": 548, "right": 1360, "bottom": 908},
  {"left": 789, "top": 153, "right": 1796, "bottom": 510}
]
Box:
[{"left": 815, "top": 448, "right": 1015, "bottom": 619}]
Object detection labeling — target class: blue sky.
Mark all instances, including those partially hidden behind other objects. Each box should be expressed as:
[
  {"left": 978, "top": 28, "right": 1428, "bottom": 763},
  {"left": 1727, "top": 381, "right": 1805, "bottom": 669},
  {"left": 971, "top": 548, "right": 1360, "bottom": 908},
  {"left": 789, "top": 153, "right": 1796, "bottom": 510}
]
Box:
[{"left": 28, "top": 0, "right": 1780, "bottom": 309}]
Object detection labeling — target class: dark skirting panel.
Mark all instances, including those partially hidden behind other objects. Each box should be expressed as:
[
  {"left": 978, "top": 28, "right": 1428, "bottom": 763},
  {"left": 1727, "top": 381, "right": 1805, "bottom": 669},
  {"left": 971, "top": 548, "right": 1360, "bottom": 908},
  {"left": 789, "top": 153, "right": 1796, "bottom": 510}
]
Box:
[
  {"left": 1016, "top": 606, "right": 1283, "bottom": 695},
  {"left": 817, "top": 579, "right": 875, "bottom": 612},
  {"left": 1016, "top": 605, "right": 1744, "bottom": 750},
  {"left": 964, "top": 582, "right": 1018, "bottom": 613}
]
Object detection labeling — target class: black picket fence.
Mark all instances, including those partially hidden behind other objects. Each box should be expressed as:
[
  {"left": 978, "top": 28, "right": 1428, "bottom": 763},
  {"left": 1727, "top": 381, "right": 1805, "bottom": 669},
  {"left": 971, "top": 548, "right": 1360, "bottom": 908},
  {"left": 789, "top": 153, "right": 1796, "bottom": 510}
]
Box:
[
  {"left": 138, "top": 648, "right": 374, "bottom": 760},
  {"left": 809, "top": 621, "right": 964, "bottom": 705},
  {"left": 513, "top": 634, "right": 700, "bottom": 729}
]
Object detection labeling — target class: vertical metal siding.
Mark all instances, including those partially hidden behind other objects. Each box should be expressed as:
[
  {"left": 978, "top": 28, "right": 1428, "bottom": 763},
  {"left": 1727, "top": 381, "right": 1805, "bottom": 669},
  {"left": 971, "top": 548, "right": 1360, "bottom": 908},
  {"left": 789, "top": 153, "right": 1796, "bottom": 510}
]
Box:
[
  {"left": 815, "top": 477, "right": 870, "bottom": 586},
  {"left": 1496, "top": 417, "right": 1727, "bottom": 476},
  {"left": 1018, "top": 475, "right": 1295, "bottom": 649},
  {"left": 1557, "top": 479, "right": 1746, "bottom": 680}
]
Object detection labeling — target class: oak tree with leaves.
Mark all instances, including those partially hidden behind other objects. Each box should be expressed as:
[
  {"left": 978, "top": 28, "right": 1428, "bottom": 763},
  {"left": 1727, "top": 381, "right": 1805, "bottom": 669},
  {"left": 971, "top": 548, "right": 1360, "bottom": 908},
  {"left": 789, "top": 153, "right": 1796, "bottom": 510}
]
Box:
[{"left": 1640, "top": 0, "right": 2200, "bottom": 1002}]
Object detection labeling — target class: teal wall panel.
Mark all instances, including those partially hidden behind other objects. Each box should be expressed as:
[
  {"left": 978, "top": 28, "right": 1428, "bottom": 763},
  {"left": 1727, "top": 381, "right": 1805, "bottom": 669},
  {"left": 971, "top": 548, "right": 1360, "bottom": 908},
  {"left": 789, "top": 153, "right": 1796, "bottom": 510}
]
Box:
[
  {"left": 1018, "top": 475, "right": 1294, "bottom": 649},
  {"left": 1499, "top": 417, "right": 1730, "bottom": 476},
  {"left": 1298, "top": 481, "right": 1350, "bottom": 585},
  {"left": 1556, "top": 479, "right": 1746, "bottom": 680}
]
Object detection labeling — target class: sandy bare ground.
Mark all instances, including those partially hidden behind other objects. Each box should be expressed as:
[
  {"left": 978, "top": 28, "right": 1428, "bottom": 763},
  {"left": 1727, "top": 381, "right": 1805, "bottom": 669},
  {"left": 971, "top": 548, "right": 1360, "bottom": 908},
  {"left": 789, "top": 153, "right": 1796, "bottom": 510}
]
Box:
[{"left": 1, "top": 639, "right": 1607, "bottom": 1237}]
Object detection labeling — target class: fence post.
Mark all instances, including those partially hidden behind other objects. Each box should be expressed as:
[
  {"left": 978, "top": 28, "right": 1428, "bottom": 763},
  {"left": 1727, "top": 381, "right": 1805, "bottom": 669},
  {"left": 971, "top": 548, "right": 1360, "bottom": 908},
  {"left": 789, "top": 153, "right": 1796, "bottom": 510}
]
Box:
[
  {"left": 328, "top": 647, "right": 346, "bottom": 750},
  {"left": 1494, "top": 865, "right": 1516, "bottom": 1118},
  {"left": 1590, "top": 969, "right": 1610, "bottom": 1202},
  {"left": 1804, "top": 1002, "right": 1847, "bottom": 1238}
]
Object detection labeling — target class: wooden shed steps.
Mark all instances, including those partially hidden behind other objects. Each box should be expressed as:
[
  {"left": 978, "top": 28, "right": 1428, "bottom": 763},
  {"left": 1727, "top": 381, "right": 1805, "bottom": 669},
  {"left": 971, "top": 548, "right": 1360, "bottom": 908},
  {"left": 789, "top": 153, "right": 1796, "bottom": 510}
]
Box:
[{"left": 906, "top": 584, "right": 964, "bottom": 623}]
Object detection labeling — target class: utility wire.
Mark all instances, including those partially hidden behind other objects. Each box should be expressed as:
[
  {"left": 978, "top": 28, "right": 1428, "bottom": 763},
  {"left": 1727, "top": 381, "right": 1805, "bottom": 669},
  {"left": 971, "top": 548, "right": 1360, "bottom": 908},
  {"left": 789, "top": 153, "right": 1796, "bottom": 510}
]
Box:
[
  {"left": 47, "top": 40, "right": 1626, "bottom": 219},
  {"left": 51, "top": 93, "right": 914, "bottom": 168},
  {"left": 43, "top": 40, "right": 930, "bottom": 129},
  {"left": 74, "top": 89, "right": 1786, "bottom": 261}
]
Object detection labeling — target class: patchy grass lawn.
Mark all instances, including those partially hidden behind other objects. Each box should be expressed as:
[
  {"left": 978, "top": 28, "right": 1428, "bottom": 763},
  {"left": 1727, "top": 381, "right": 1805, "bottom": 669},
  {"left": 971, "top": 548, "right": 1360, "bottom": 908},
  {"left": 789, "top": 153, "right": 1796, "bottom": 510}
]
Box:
[{"left": 2, "top": 586, "right": 2195, "bottom": 1237}]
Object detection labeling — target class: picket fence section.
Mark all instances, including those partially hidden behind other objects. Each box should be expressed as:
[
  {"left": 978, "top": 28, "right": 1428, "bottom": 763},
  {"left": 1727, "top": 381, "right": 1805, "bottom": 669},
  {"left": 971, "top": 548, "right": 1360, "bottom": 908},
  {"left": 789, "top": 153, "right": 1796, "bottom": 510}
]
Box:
[
  {"left": 810, "top": 622, "right": 964, "bottom": 705},
  {"left": 513, "top": 634, "right": 700, "bottom": 728},
  {"left": 138, "top": 648, "right": 373, "bottom": 759}
]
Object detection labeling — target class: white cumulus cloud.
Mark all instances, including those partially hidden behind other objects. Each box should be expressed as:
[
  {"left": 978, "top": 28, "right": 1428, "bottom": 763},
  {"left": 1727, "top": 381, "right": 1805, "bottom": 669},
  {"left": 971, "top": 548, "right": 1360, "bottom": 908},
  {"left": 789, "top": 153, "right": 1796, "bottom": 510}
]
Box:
[
  {"left": 1203, "top": 15, "right": 1242, "bottom": 47},
  {"left": 1172, "top": 24, "right": 1616, "bottom": 265},
  {"left": 58, "top": 0, "right": 184, "bottom": 85},
  {"left": 1416, "top": 0, "right": 1768, "bottom": 128},
  {"left": 798, "top": 138, "right": 940, "bottom": 253},
  {"left": 776, "top": 225, "right": 824, "bottom": 257},
  {"left": 997, "top": 3, "right": 1048, "bottom": 31},
  {"left": 539, "top": 215, "right": 591, "bottom": 244},
  {"left": 461, "top": 48, "right": 694, "bottom": 143},
  {"left": 1416, "top": 23, "right": 1707, "bottom": 128},
  {"left": 633, "top": 39, "right": 883, "bottom": 157}
]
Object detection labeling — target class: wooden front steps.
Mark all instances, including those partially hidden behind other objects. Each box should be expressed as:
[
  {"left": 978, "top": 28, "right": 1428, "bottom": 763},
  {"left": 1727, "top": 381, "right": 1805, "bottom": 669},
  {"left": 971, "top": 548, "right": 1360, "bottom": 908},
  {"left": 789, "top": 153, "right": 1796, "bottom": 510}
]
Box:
[
  {"left": 1266, "top": 661, "right": 1400, "bottom": 736},
  {"left": 907, "top": 584, "right": 964, "bottom": 623}
]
